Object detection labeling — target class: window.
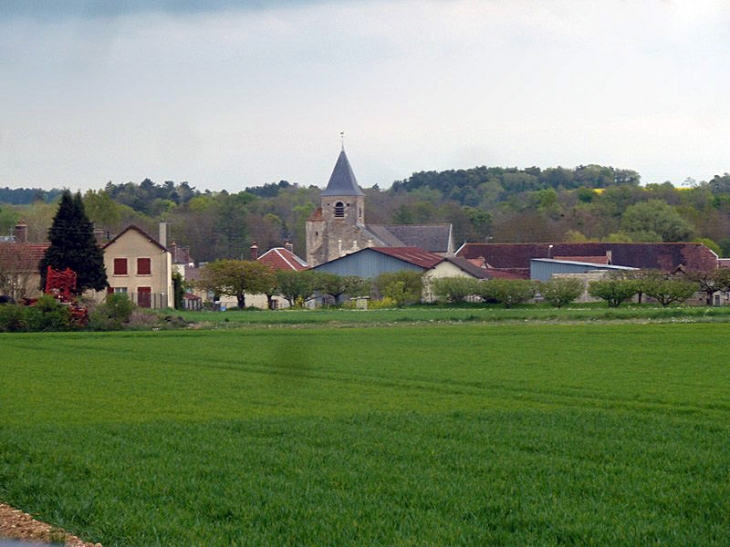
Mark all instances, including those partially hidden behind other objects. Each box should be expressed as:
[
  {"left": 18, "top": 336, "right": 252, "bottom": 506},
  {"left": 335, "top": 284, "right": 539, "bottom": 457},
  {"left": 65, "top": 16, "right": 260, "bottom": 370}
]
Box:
[
  {"left": 114, "top": 287, "right": 127, "bottom": 294},
  {"left": 113, "top": 258, "right": 128, "bottom": 275},
  {"left": 334, "top": 201, "right": 345, "bottom": 218},
  {"left": 137, "top": 257, "right": 151, "bottom": 275}
]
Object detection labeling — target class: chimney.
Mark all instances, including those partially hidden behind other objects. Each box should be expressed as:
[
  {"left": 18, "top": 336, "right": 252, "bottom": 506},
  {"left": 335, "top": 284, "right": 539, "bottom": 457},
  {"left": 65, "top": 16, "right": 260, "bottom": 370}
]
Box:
[
  {"left": 606, "top": 250, "right": 612, "bottom": 264},
  {"left": 159, "top": 222, "right": 167, "bottom": 248},
  {"left": 14, "top": 221, "right": 28, "bottom": 243},
  {"left": 284, "top": 241, "right": 294, "bottom": 254},
  {"left": 250, "top": 243, "right": 259, "bottom": 260},
  {"left": 170, "top": 241, "right": 178, "bottom": 262},
  {"left": 93, "top": 228, "right": 104, "bottom": 245}
]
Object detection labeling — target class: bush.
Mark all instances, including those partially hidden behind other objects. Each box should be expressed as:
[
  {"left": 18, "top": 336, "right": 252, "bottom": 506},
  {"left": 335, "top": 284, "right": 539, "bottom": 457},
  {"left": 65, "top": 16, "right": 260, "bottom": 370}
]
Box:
[
  {"left": 0, "top": 303, "right": 28, "bottom": 332},
  {"left": 432, "top": 277, "right": 480, "bottom": 303},
  {"left": 478, "top": 279, "right": 537, "bottom": 308},
  {"left": 88, "top": 293, "right": 135, "bottom": 331},
  {"left": 374, "top": 271, "right": 423, "bottom": 307},
  {"left": 540, "top": 277, "right": 584, "bottom": 308},
  {"left": 0, "top": 296, "right": 73, "bottom": 332}
]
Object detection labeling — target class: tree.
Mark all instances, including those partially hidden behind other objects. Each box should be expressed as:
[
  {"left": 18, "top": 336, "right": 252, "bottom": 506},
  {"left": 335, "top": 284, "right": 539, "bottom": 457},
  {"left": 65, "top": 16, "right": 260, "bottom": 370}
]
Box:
[
  {"left": 588, "top": 278, "right": 637, "bottom": 307},
  {"left": 315, "top": 272, "right": 368, "bottom": 305},
  {"left": 620, "top": 200, "right": 695, "bottom": 242},
  {"left": 639, "top": 276, "right": 698, "bottom": 307},
  {"left": 276, "top": 270, "right": 317, "bottom": 308},
  {"left": 540, "top": 277, "right": 584, "bottom": 308},
  {"left": 685, "top": 268, "right": 730, "bottom": 305},
  {"left": 39, "top": 191, "right": 107, "bottom": 293},
  {"left": 374, "top": 271, "right": 424, "bottom": 307},
  {"left": 196, "top": 259, "right": 275, "bottom": 308}
]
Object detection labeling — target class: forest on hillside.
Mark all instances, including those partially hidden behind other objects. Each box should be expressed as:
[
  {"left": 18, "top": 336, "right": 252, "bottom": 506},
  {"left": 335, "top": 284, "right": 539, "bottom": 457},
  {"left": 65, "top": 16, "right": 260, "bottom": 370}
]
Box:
[{"left": 2, "top": 165, "right": 730, "bottom": 262}]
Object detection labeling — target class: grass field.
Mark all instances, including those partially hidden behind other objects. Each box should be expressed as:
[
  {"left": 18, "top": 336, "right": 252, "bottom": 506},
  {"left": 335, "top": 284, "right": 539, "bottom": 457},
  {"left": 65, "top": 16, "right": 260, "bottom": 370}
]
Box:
[{"left": 1, "top": 322, "right": 729, "bottom": 545}]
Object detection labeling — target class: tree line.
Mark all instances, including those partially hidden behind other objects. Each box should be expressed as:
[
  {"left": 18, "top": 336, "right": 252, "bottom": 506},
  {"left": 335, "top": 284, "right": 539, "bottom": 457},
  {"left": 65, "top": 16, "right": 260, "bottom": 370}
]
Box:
[{"left": 3, "top": 165, "right": 730, "bottom": 262}]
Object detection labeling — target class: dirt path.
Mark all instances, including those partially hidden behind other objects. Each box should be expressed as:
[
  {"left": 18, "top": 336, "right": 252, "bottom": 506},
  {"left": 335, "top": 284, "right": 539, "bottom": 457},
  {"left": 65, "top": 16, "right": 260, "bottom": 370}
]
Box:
[{"left": 0, "top": 503, "right": 100, "bottom": 546}]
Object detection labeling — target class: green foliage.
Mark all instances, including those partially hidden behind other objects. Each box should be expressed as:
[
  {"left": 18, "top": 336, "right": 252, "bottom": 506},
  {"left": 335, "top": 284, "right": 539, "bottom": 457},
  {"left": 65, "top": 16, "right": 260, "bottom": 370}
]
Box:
[
  {"left": 314, "top": 273, "right": 369, "bottom": 305},
  {"left": 374, "top": 271, "right": 423, "bottom": 307},
  {"left": 539, "top": 277, "right": 584, "bottom": 307},
  {"left": 620, "top": 199, "right": 695, "bottom": 242},
  {"left": 639, "top": 276, "right": 699, "bottom": 307},
  {"left": 1, "top": 324, "right": 729, "bottom": 545},
  {"left": 172, "top": 270, "right": 185, "bottom": 310},
  {"left": 478, "top": 278, "right": 537, "bottom": 308},
  {"left": 196, "top": 259, "right": 276, "bottom": 308},
  {"left": 88, "top": 293, "right": 135, "bottom": 330},
  {"left": 431, "top": 277, "right": 479, "bottom": 303},
  {"left": 0, "top": 296, "right": 73, "bottom": 332},
  {"left": 275, "top": 270, "right": 317, "bottom": 308},
  {"left": 39, "top": 190, "right": 108, "bottom": 293},
  {"left": 588, "top": 278, "right": 638, "bottom": 307}
]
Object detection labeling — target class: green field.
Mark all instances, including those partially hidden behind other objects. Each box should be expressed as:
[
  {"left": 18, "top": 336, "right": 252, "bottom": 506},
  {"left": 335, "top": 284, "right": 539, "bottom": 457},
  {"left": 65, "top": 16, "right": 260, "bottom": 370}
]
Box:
[{"left": 1, "top": 322, "right": 729, "bottom": 545}]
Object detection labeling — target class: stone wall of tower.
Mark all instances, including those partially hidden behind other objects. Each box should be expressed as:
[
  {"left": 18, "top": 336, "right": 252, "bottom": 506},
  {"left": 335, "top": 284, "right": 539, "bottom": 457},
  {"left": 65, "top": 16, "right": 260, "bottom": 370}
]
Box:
[{"left": 306, "top": 194, "right": 370, "bottom": 267}]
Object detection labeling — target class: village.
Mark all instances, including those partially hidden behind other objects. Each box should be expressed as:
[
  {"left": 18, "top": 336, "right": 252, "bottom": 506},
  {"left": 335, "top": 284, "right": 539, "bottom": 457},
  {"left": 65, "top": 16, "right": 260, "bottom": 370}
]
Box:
[{"left": 2, "top": 148, "right": 730, "bottom": 317}]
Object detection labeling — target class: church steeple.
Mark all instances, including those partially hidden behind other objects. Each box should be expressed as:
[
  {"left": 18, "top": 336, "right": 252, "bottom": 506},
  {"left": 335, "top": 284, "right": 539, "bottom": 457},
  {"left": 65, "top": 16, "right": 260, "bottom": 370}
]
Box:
[{"left": 321, "top": 149, "right": 365, "bottom": 197}]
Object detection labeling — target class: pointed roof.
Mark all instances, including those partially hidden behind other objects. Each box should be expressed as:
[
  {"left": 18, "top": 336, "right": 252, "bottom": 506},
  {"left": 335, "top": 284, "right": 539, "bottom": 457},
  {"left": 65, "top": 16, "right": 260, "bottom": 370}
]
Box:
[
  {"left": 321, "top": 149, "right": 365, "bottom": 197},
  {"left": 258, "top": 247, "right": 309, "bottom": 271},
  {"left": 102, "top": 225, "right": 168, "bottom": 252}
]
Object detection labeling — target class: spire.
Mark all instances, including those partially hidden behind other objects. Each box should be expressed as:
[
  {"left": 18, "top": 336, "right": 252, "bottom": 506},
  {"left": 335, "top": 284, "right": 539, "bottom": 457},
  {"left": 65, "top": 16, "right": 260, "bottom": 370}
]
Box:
[{"left": 321, "top": 148, "right": 365, "bottom": 197}]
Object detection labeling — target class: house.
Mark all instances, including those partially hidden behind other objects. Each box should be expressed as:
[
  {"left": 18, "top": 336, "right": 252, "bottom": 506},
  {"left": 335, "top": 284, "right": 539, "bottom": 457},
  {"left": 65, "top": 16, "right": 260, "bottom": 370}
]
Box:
[
  {"left": 306, "top": 148, "right": 454, "bottom": 267},
  {"left": 0, "top": 222, "right": 48, "bottom": 300},
  {"left": 456, "top": 242, "right": 719, "bottom": 279},
  {"left": 256, "top": 243, "right": 309, "bottom": 272},
  {"left": 101, "top": 225, "right": 173, "bottom": 309}
]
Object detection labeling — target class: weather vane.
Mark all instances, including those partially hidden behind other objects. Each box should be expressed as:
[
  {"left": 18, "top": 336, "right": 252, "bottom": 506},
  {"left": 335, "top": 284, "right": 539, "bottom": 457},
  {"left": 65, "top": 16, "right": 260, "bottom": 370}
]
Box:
[{"left": 340, "top": 131, "right": 345, "bottom": 150}]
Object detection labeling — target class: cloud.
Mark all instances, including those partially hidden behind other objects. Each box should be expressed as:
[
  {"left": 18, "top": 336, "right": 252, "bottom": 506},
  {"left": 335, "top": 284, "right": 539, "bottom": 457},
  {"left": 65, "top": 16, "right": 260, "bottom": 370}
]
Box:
[{"left": 0, "top": 0, "right": 325, "bottom": 20}]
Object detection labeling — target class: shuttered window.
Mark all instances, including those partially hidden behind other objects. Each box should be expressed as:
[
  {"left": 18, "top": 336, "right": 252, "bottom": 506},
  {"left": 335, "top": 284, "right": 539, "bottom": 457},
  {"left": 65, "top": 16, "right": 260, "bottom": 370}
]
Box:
[
  {"left": 113, "top": 258, "right": 128, "bottom": 275},
  {"left": 137, "top": 258, "right": 151, "bottom": 275}
]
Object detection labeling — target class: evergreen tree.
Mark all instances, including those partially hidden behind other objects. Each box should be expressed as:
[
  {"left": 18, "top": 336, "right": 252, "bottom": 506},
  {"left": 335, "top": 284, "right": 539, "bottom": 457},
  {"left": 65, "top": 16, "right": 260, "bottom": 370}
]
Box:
[{"left": 40, "top": 190, "right": 108, "bottom": 293}]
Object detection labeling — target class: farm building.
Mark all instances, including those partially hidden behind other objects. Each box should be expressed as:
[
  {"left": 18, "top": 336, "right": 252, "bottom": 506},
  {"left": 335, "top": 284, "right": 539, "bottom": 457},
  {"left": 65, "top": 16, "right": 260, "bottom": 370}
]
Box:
[
  {"left": 530, "top": 258, "right": 637, "bottom": 282},
  {"left": 456, "top": 242, "right": 719, "bottom": 279}
]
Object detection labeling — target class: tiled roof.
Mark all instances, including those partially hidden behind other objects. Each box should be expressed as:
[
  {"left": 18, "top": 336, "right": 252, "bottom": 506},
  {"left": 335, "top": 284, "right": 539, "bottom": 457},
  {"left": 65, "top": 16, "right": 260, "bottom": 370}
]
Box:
[
  {"left": 456, "top": 243, "right": 718, "bottom": 274},
  {"left": 370, "top": 247, "right": 444, "bottom": 269},
  {"left": 0, "top": 243, "right": 48, "bottom": 272},
  {"left": 258, "top": 247, "right": 309, "bottom": 271},
  {"left": 321, "top": 149, "right": 365, "bottom": 197},
  {"left": 368, "top": 224, "right": 453, "bottom": 254}
]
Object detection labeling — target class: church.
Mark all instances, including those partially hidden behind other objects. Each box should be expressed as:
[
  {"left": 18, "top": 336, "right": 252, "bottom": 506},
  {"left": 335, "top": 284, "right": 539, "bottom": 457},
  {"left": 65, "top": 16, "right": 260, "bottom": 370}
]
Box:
[{"left": 305, "top": 148, "right": 454, "bottom": 267}]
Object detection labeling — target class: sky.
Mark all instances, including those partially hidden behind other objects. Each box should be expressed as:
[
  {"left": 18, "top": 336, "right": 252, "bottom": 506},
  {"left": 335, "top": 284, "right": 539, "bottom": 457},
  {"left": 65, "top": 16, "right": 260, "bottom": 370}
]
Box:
[{"left": 1, "top": 0, "right": 729, "bottom": 193}]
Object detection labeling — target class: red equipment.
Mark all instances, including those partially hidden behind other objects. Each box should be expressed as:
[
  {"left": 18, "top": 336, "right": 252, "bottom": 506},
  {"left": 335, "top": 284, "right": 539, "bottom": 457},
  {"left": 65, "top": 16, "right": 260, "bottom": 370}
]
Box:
[{"left": 44, "top": 266, "right": 89, "bottom": 325}]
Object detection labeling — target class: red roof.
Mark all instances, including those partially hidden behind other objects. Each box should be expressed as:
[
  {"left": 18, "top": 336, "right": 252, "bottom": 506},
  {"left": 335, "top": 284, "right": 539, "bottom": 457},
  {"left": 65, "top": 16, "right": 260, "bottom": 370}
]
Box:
[
  {"left": 257, "top": 247, "right": 309, "bottom": 271},
  {"left": 370, "top": 247, "right": 444, "bottom": 269},
  {"left": 0, "top": 243, "right": 49, "bottom": 272}
]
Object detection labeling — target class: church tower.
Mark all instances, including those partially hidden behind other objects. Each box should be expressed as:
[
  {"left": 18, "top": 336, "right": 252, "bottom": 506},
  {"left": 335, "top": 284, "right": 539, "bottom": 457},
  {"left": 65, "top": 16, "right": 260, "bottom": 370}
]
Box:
[{"left": 306, "top": 148, "right": 370, "bottom": 267}]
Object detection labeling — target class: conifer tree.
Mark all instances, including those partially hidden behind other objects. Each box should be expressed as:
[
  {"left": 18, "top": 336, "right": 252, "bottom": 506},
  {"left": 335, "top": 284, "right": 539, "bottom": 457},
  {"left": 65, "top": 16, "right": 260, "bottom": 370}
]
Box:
[{"left": 40, "top": 190, "right": 108, "bottom": 293}]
